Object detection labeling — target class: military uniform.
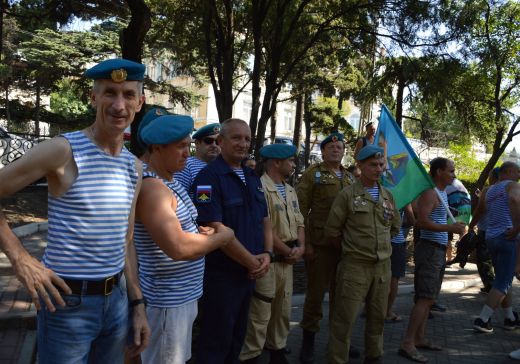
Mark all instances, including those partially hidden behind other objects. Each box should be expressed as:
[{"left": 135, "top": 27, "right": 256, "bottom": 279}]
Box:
[
  {"left": 296, "top": 162, "right": 355, "bottom": 333},
  {"left": 325, "top": 179, "right": 400, "bottom": 363},
  {"left": 240, "top": 172, "right": 304, "bottom": 361}
]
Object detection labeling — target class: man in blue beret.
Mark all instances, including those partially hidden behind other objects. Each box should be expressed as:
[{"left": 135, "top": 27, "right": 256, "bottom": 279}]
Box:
[
  {"left": 175, "top": 122, "right": 221, "bottom": 193},
  {"left": 326, "top": 145, "right": 401, "bottom": 363},
  {"left": 192, "top": 118, "right": 273, "bottom": 364},
  {"left": 240, "top": 144, "right": 305, "bottom": 364},
  {"left": 0, "top": 58, "right": 150, "bottom": 363},
  {"left": 135, "top": 115, "right": 233, "bottom": 363},
  {"left": 296, "top": 132, "right": 359, "bottom": 363}
]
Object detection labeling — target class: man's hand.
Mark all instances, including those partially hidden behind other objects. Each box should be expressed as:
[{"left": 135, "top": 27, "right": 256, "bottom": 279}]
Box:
[
  {"left": 198, "top": 226, "right": 215, "bottom": 236},
  {"left": 303, "top": 244, "right": 316, "bottom": 263},
  {"left": 248, "top": 253, "right": 270, "bottom": 279},
  {"left": 126, "top": 304, "right": 150, "bottom": 357},
  {"left": 12, "top": 252, "right": 71, "bottom": 311},
  {"left": 284, "top": 246, "right": 304, "bottom": 265},
  {"left": 449, "top": 222, "right": 467, "bottom": 236},
  {"left": 506, "top": 227, "right": 519, "bottom": 240}
]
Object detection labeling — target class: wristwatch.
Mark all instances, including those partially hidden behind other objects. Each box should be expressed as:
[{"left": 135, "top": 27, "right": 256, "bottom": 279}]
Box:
[
  {"left": 129, "top": 298, "right": 146, "bottom": 307},
  {"left": 263, "top": 250, "right": 275, "bottom": 263}
]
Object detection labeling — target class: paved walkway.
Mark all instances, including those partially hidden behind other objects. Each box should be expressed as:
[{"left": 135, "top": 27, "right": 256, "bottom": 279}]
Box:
[{"left": 1, "top": 230, "right": 519, "bottom": 363}]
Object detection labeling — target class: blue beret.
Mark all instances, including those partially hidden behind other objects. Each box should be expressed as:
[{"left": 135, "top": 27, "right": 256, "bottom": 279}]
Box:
[
  {"left": 320, "top": 132, "right": 344, "bottom": 148},
  {"left": 260, "top": 144, "right": 297, "bottom": 160},
  {"left": 357, "top": 145, "right": 384, "bottom": 161},
  {"left": 140, "top": 115, "right": 194, "bottom": 145},
  {"left": 84, "top": 58, "right": 145, "bottom": 82},
  {"left": 137, "top": 107, "right": 169, "bottom": 147},
  {"left": 192, "top": 123, "right": 221, "bottom": 140}
]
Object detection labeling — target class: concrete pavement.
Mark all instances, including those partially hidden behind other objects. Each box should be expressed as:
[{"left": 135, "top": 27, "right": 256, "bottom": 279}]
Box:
[{"left": 1, "top": 228, "right": 519, "bottom": 363}]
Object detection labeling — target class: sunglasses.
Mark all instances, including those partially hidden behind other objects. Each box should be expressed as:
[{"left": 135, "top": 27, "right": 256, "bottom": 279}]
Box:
[{"left": 203, "top": 137, "right": 218, "bottom": 145}]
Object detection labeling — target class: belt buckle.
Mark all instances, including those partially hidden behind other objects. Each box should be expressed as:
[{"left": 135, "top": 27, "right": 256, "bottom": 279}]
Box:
[{"left": 104, "top": 276, "right": 114, "bottom": 296}]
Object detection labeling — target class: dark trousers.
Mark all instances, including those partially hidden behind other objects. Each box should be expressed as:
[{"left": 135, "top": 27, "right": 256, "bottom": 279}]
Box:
[
  {"left": 196, "top": 269, "right": 254, "bottom": 364},
  {"left": 475, "top": 230, "right": 495, "bottom": 289}
]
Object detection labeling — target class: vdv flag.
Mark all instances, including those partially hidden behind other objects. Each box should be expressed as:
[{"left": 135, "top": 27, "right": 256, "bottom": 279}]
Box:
[{"left": 374, "top": 105, "right": 434, "bottom": 209}]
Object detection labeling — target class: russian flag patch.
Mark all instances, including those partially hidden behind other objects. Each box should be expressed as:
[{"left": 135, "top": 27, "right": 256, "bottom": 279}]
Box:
[{"left": 196, "top": 185, "right": 212, "bottom": 203}]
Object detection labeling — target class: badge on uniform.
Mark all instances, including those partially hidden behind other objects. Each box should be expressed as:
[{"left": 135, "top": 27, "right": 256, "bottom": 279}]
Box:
[
  {"left": 314, "top": 171, "right": 321, "bottom": 184},
  {"left": 196, "top": 185, "right": 212, "bottom": 203}
]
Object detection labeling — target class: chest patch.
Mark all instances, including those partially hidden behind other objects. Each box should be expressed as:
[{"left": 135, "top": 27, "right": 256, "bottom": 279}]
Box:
[{"left": 196, "top": 185, "right": 212, "bottom": 203}]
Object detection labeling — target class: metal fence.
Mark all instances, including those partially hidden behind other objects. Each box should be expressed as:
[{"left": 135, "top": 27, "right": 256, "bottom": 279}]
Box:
[{"left": 0, "top": 128, "right": 50, "bottom": 168}]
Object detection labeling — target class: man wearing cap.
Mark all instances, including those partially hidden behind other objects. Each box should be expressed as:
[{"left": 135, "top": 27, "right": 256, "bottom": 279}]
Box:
[
  {"left": 353, "top": 122, "right": 376, "bottom": 159},
  {"left": 326, "top": 145, "right": 401, "bottom": 364},
  {"left": 175, "top": 122, "right": 221, "bottom": 193},
  {"left": 0, "top": 58, "right": 150, "bottom": 363},
  {"left": 134, "top": 114, "right": 234, "bottom": 364},
  {"left": 192, "top": 118, "right": 273, "bottom": 364},
  {"left": 296, "top": 132, "right": 357, "bottom": 363},
  {"left": 239, "top": 144, "right": 305, "bottom": 364}
]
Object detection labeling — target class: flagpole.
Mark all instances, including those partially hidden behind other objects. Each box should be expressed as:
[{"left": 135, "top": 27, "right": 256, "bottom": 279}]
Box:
[{"left": 434, "top": 187, "right": 457, "bottom": 223}]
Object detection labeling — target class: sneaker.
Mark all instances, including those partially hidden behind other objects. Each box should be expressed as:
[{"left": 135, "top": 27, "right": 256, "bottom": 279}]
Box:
[
  {"left": 473, "top": 317, "right": 493, "bottom": 333},
  {"left": 504, "top": 312, "right": 520, "bottom": 331},
  {"left": 510, "top": 348, "right": 520, "bottom": 360}
]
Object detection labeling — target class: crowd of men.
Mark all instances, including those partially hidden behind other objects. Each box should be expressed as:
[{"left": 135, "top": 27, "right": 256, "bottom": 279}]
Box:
[{"left": 0, "top": 58, "right": 518, "bottom": 364}]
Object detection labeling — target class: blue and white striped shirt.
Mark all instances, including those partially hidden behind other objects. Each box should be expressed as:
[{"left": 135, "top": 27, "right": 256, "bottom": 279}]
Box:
[
  {"left": 275, "top": 183, "right": 286, "bottom": 201},
  {"left": 134, "top": 168, "right": 204, "bottom": 308},
  {"left": 174, "top": 156, "right": 207, "bottom": 193},
  {"left": 420, "top": 189, "right": 448, "bottom": 245},
  {"left": 486, "top": 180, "right": 513, "bottom": 239},
  {"left": 365, "top": 186, "right": 379, "bottom": 201},
  {"left": 234, "top": 168, "right": 246, "bottom": 184},
  {"left": 44, "top": 131, "right": 138, "bottom": 279}
]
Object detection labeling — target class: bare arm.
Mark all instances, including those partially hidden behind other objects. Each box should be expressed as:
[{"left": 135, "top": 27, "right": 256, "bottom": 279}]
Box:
[
  {"left": 468, "top": 187, "right": 488, "bottom": 231},
  {"left": 0, "top": 138, "right": 74, "bottom": 311},
  {"left": 416, "top": 189, "right": 465, "bottom": 235},
  {"left": 136, "top": 179, "right": 234, "bottom": 260},
  {"left": 205, "top": 222, "right": 260, "bottom": 273},
  {"left": 353, "top": 138, "right": 363, "bottom": 159},
  {"left": 506, "top": 182, "right": 520, "bottom": 239}
]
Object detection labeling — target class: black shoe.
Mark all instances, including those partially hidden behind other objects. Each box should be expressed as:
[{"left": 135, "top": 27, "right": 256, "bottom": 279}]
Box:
[
  {"left": 270, "top": 348, "right": 290, "bottom": 364},
  {"left": 431, "top": 303, "right": 447, "bottom": 312},
  {"left": 300, "top": 329, "right": 315, "bottom": 364},
  {"left": 504, "top": 312, "right": 520, "bottom": 331},
  {"left": 349, "top": 345, "right": 361, "bottom": 358},
  {"left": 473, "top": 317, "right": 493, "bottom": 333}
]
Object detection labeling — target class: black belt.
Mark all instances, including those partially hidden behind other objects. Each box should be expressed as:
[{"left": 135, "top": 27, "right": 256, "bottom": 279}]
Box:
[
  {"left": 61, "top": 272, "right": 122, "bottom": 296},
  {"left": 273, "top": 240, "right": 299, "bottom": 262}
]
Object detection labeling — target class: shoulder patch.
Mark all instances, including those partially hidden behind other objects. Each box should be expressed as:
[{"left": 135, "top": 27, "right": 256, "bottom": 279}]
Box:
[{"left": 196, "top": 185, "right": 212, "bottom": 203}]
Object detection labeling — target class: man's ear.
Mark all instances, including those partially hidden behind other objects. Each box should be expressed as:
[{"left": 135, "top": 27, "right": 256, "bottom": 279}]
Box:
[{"left": 136, "top": 95, "right": 145, "bottom": 113}]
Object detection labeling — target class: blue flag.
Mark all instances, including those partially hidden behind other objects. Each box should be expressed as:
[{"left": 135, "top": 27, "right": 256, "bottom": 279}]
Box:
[{"left": 374, "top": 105, "right": 434, "bottom": 209}]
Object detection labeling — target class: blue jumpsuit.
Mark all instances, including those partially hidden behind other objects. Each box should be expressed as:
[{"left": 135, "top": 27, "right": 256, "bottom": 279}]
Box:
[{"left": 192, "top": 155, "right": 268, "bottom": 364}]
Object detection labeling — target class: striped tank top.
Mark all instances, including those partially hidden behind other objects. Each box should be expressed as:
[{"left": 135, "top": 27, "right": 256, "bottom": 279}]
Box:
[
  {"left": 134, "top": 168, "right": 204, "bottom": 308},
  {"left": 392, "top": 211, "right": 406, "bottom": 244},
  {"left": 486, "top": 180, "right": 512, "bottom": 239},
  {"left": 420, "top": 189, "right": 448, "bottom": 245},
  {"left": 174, "top": 156, "right": 207, "bottom": 193},
  {"left": 44, "top": 131, "right": 138, "bottom": 279}
]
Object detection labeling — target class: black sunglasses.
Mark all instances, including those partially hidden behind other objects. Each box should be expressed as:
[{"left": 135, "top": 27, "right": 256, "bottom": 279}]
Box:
[{"left": 203, "top": 137, "right": 218, "bottom": 145}]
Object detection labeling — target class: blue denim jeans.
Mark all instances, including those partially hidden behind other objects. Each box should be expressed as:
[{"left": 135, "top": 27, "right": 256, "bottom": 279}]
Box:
[
  {"left": 37, "top": 279, "right": 128, "bottom": 364},
  {"left": 487, "top": 234, "right": 517, "bottom": 295}
]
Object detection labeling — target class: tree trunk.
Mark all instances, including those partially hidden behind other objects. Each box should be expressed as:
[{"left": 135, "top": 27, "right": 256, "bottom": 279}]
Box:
[
  {"left": 5, "top": 82, "right": 9, "bottom": 125},
  {"left": 395, "top": 73, "right": 405, "bottom": 128},
  {"left": 34, "top": 82, "right": 40, "bottom": 136},
  {"left": 121, "top": 0, "right": 151, "bottom": 155},
  {"left": 304, "top": 92, "right": 312, "bottom": 168},
  {"left": 269, "top": 104, "right": 277, "bottom": 143},
  {"left": 293, "top": 94, "right": 303, "bottom": 147}
]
